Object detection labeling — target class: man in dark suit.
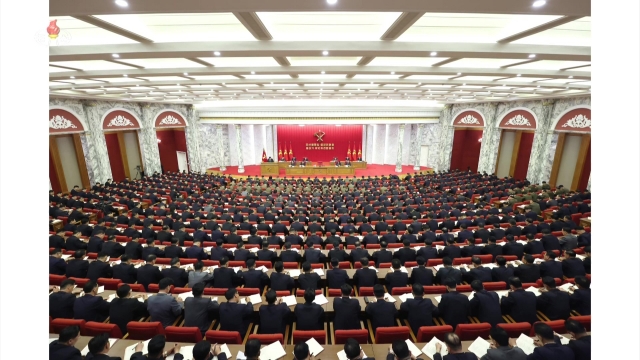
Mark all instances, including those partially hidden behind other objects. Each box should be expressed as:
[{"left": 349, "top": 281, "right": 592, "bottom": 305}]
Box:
[
  {"left": 73, "top": 281, "right": 111, "bottom": 322},
  {"left": 164, "top": 237, "right": 186, "bottom": 259},
  {"left": 328, "top": 241, "right": 349, "bottom": 262},
  {"left": 416, "top": 240, "right": 438, "bottom": 261},
  {"left": 333, "top": 284, "right": 361, "bottom": 330},
  {"left": 218, "top": 288, "right": 254, "bottom": 337},
  {"left": 539, "top": 252, "right": 563, "bottom": 279},
  {"left": 161, "top": 257, "right": 189, "bottom": 288},
  {"left": 50, "top": 279, "right": 77, "bottom": 319},
  {"left": 523, "top": 233, "right": 544, "bottom": 255},
  {"left": 213, "top": 257, "right": 243, "bottom": 288},
  {"left": 137, "top": 255, "right": 164, "bottom": 291},
  {"left": 294, "top": 289, "right": 325, "bottom": 330},
  {"left": 481, "top": 236, "right": 503, "bottom": 261},
  {"left": 437, "top": 228, "right": 455, "bottom": 243},
  {"left": 101, "top": 236, "right": 125, "bottom": 258},
  {"left": 298, "top": 262, "right": 321, "bottom": 290},
  {"left": 439, "top": 238, "right": 462, "bottom": 259},
  {"left": 385, "top": 259, "right": 409, "bottom": 291},
  {"left": 269, "top": 262, "right": 295, "bottom": 291},
  {"left": 540, "top": 229, "right": 561, "bottom": 253},
  {"left": 278, "top": 242, "right": 301, "bottom": 263},
  {"left": 527, "top": 322, "right": 575, "bottom": 360},
  {"left": 49, "top": 248, "right": 68, "bottom": 275},
  {"left": 576, "top": 226, "right": 591, "bottom": 247},
  {"left": 349, "top": 241, "right": 369, "bottom": 264},
  {"left": 406, "top": 256, "right": 432, "bottom": 286},
  {"left": 365, "top": 284, "right": 398, "bottom": 333},
  {"left": 87, "top": 232, "right": 105, "bottom": 254},
  {"left": 184, "top": 282, "right": 220, "bottom": 336},
  {"left": 400, "top": 283, "right": 440, "bottom": 335},
  {"left": 112, "top": 255, "right": 138, "bottom": 284},
  {"left": 86, "top": 252, "right": 113, "bottom": 281},
  {"left": 435, "top": 257, "right": 462, "bottom": 285},
  {"left": 225, "top": 227, "right": 243, "bottom": 245},
  {"left": 491, "top": 256, "right": 515, "bottom": 283},
  {"left": 502, "top": 235, "right": 524, "bottom": 259},
  {"left": 65, "top": 230, "right": 88, "bottom": 252},
  {"left": 256, "top": 241, "right": 277, "bottom": 263},
  {"left": 362, "top": 232, "right": 380, "bottom": 246},
  {"left": 456, "top": 224, "right": 474, "bottom": 244},
  {"left": 473, "top": 223, "right": 491, "bottom": 243},
  {"left": 259, "top": 290, "right": 292, "bottom": 334},
  {"left": 302, "top": 241, "right": 326, "bottom": 264},
  {"left": 49, "top": 325, "right": 83, "bottom": 360},
  {"left": 500, "top": 277, "right": 538, "bottom": 324},
  {"left": 513, "top": 254, "right": 541, "bottom": 283},
  {"left": 109, "top": 283, "right": 149, "bottom": 335},
  {"left": 65, "top": 250, "right": 89, "bottom": 278},
  {"left": 372, "top": 240, "right": 393, "bottom": 267},
  {"left": 437, "top": 278, "right": 469, "bottom": 330},
  {"left": 561, "top": 250, "right": 586, "bottom": 279},
  {"left": 565, "top": 319, "right": 591, "bottom": 360},
  {"left": 353, "top": 258, "right": 378, "bottom": 290},
  {"left": 460, "top": 256, "right": 492, "bottom": 283},
  {"left": 326, "top": 258, "right": 350, "bottom": 289},
  {"left": 156, "top": 225, "right": 173, "bottom": 243},
  {"left": 537, "top": 276, "right": 571, "bottom": 320},
  {"left": 393, "top": 240, "right": 417, "bottom": 265},
  {"left": 271, "top": 218, "right": 289, "bottom": 236},
  {"left": 50, "top": 229, "right": 67, "bottom": 249},
  {"left": 567, "top": 276, "right": 591, "bottom": 315},
  {"left": 124, "top": 236, "right": 144, "bottom": 260},
  {"left": 185, "top": 240, "right": 208, "bottom": 261},
  {"left": 468, "top": 280, "right": 503, "bottom": 326},
  {"left": 242, "top": 259, "right": 270, "bottom": 291}
]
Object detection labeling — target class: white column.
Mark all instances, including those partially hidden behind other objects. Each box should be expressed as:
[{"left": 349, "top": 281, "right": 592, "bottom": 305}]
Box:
[
  {"left": 396, "top": 124, "right": 405, "bottom": 172},
  {"left": 413, "top": 124, "right": 425, "bottom": 170},
  {"left": 235, "top": 124, "right": 245, "bottom": 173},
  {"left": 216, "top": 124, "right": 226, "bottom": 171}
]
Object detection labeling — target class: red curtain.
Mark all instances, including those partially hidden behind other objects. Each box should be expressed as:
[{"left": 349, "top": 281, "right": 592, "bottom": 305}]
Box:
[
  {"left": 450, "top": 129, "right": 483, "bottom": 172},
  {"left": 513, "top": 132, "right": 534, "bottom": 181},
  {"left": 277, "top": 125, "right": 363, "bottom": 162},
  {"left": 49, "top": 151, "right": 62, "bottom": 193},
  {"left": 577, "top": 141, "right": 591, "bottom": 191},
  {"left": 105, "top": 133, "right": 126, "bottom": 182}
]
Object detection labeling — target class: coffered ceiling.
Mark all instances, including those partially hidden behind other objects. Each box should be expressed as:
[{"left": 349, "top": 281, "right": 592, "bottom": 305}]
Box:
[{"left": 48, "top": 0, "right": 591, "bottom": 105}]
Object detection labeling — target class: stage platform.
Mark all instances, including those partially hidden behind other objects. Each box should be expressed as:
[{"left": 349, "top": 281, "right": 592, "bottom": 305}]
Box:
[{"left": 206, "top": 164, "right": 433, "bottom": 178}]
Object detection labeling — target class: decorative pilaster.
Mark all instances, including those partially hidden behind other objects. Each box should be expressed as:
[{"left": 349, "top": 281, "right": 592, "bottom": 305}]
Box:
[
  {"left": 436, "top": 105, "right": 455, "bottom": 172},
  {"left": 81, "top": 101, "right": 112, "bottom": 183},
  {"left": 527, "top": 100, "right": 556, "bottom": 183},
  {"left": 586, "top": 175, "right": 591, "bottom": 191},
  {"left": 395, "top": 124, "right": 405, "bottom": 172},
  {"left": 265, "top": 125, "right": 275, "bottom": 159},
  {"left": 216, "top": 125, "right": 226, "bottom": 171},
  {"left": 184, "top": 105, "right": 206, "bottom": 173},
  {"left": 235, "top": 125, "right": 245, "bottom": 173},
  {"left": 412, "top": 124, "right": 425, "bottom": 170},
  {"left": 139, "top": 104, "right": 162, "bottom": 175},
  {"left": 477, "top": 103, "right": 501, "bottom": 174}
]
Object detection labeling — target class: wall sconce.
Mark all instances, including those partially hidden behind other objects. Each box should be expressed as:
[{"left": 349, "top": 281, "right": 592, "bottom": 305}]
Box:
[{"left": 157, "top": 139, "right": 162, "bottom": 143}]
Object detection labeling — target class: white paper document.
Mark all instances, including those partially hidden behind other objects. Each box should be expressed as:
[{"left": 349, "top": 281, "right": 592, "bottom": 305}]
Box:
[
  {"left": 313, "top": 268, "right": 325, "bottom": 276},
  {"left": 557, "top": 334, "right": 570, "bottom": 345},
  {"left": 250, "top": 248, "right": 260, "bottom": 253},
  {"left": 405, "top": 340, "right": 422, "bottom": 358},
  {"left": 313, "top": 294, "right": 329, "bottom": 306},
  {"left": 281, "top": 295, "right": 298, "bottom": 306},
  {"left": 398, "top": 293, "right": 414, "bottom": 303},
  {"left": 124, "top": 339, "right": 150, "bottom": 360},
  {"left": 260, "top": 341, "right": 287, "bottom": 360},
  {"left": 434, "top": 295, "right": 442, "bottom": 303},
  {"left": 165, "top": 345, "right": 194, "bottom": 360},
  {"left": 516, "top": 334, "right": 536, "bottom": 355},
  {"left": 220, "top": 344, "right": 233, "bottom": 358},
  {"left": 422, "top": 337, "right": 448, "bottom": 359},
  {"left": 337, "top": 349, "right": 368, "bottom": 360},
  {"left": 525, "top": 286, "right": 542, "bottom": 296},
  {"left": 255, "top": 265, "right": 269, "bottom": 273},
  {"left": 61, "top": 255, "right": 71, "bottom": 260},
  {"left": 467, "top": 337, "right": 491, "bottom": 358},
  {"left": 82, "top": 338, "right": 118, "bottom": 356},
  {"left": 232, "top": 266, "right": 242, "bottom": 273},
  {"left": 106, "top": 293, "right": 116, "bottom": 302},
  {"left": 248, "top": 293, "right": 263, "bottom": 304},
  {"left": 288, "top": 269, "right": 301, "bottom": 278},
  {"left": 482, "top": 263, "right": 498, "bottom": 269},
  {"left": 178, "top": 292, "right": 194, "bottom": 301},
  {"left": 97, "top": 286, "right": 105, "bottom": 294},
  {"left": 495, "top": 290, "right": 509, "bottom": 301},
  {"left": 435, "top": 245, "right": 445, "bottom": 251},
  {"left": 383, "top": 293, "right": 396, "bottom": 303},
  {"left": 305, "top": 338, "right": 324, "bottom": 356},
  {"left": 468, "top": 292, "right": 475, "bottom": 300},
  {"left": 558, "top": 283, "right": 575, "bottom": 291}
]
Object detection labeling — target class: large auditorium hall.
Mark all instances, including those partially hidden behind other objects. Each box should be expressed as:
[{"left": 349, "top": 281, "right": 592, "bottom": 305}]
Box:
[{"left": 1, "top": 0, "right": 639, "bottom": 359}]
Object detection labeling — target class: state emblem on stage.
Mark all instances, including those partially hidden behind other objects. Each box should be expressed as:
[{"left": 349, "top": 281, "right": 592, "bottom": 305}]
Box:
[{"left": 314, "top": 130, "right": 326, "bottom": 142}]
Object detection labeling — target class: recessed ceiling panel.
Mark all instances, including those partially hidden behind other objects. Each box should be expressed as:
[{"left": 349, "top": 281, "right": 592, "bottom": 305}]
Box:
[
  {"left": 441, "top": 58, "right": 527, "bottom": 68},
  {"left": 508, "top": 60, "right": 591, "bottom": 70},
  {"left": 49, "top": 60, "right": 134, "bottom": 71},
  {"left": 190, "top": 75, "right": 240, "bottom": 80},
  {"left": 48, "top": 16, "right": 139, "bottom": 45},
  {"left": 123, "top": 58, "right": 207, "bottom": 69},
  {"left": 94, "top": 13, "right": 256, "bottom": 42},
  {"left": 288, "top": 57, "right": 360, "bottom": 66},
  {"left": 93, "top": 77, "right": 146, "bottom": 83},
  {"left": 352, "top": 74, "right": 403, "bottom": 80},
  {"left": 513, "top": 17, "right": 590, "bottom": 47},
  {"left": 198, "top": 57, "right": 281, "bottom": 67},
  {"left": 257, "top": 12, "right": 401, "bottom": 41},
  {"left": 398, "top": 13, "right": 561, "bottom": 43},
  {"left": 137, "top": 76, "right": 190, "bottom": 82},
  {"left": 367, "top": 57, "right": 449, "bottom": 67},
  {"left": 497, "top": 77, "right": 552, "bottom": 83},
  {"left": 406, "top": 75, "right": 454, "bottom": 80}
]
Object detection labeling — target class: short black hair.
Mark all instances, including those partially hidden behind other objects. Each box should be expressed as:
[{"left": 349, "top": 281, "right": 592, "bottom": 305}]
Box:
[
  {"left": 192, "top": 340, "right": 213, "bottom": 360},
  {"left": 391, "top": 340, "right": 410, "bottom": 359},
  {"left": 392, "top": 259, "right": 401, "bottom": 269},
  {"left": 575, "top": 275, "right": 590, "bottom": 289},
  {"left": 147, "top": 335, "right": 167, "bottom": 358},
  {"left": 303, "top": 289, "right": 316, "bottom": 303},
  {"left": 373, "top": 284, "right": 385, "bottom": 298},
  {"left": 225, "top": 288, "right": 237, "bottom": 300},
  {"left": 444, "top": 278, "right": 458, "bottom": 288},
  {"left": 302, "top": 262, "right": 311, "bottom": 272},
  {"left": 341, "top": 284, "right": 353, "bottom": 296},
  {"left": 443, "top": 256, "right": 453, "bottom": 266},
  {"left": 344, "top": 338, "right": 361, "bottom": 360},
  {"left": 117, "top": 284, "right": 131, "bottom": 298},
  {"left": 564, "top": 319, "right": 586, "bottom": 334},
  {"left": 470, "top": 280, "right": 484, "bottom": 292},
  {"left": 60, "top": 279, "right": 76, "bottom": 290},
  {"left": 83, "top": 280, "right": 97, "bottom": 293},
  {"left": 490, "top": 327, "right": 510, "bottom": 347},
  {"left": 523, "top": 254, "right": 534, "bottom": 264},
  {"left": 158, "top": 277, "right": 174, "bottom": 290},
  {"left": 331, "top": 258, "right": 339, "bottom": 268},
  {"left": 533, "top": 323, "right": 555, "bottom": 340},
  {"left": 88, "top": 333, "right": 110, "bottom": 354},
  {"left": 542, "top": 276, "right": 556, "bottom": 288},
  {"left": 496, "top": 256, "right": 507, "bottom": 266},
  {"left": 293, "top": 342, "right": 310, "bottom": 360},
  {"left": 274, "top": 261, "right": 284, "bottom": 272},
  {"left": 192, "top": 282, "right": 205, "bottom": 297},
  {"left": 265, "top": 289, "right": 277, "bottom": 304},
  {"left": 412, "top": 283, "right": 424, "bottom": 296},
  {"left": 416, "top": 256, "right": 425, "bottom": 266},
  {"left": 508, "top": 277, "right": 523, "bottom": 289},
  {"left": 170, "top": 257, "right": 181, "bottom": 266},
  {"left": 59, "top": 325, "right": 80, "bottom": 343},
  {"left": 147, "top": 254, "right": 157, "bottom": 262},
  {"left": 245, "top": 339, "right": 261, "bottom": 359},
  {"left": 247, "top": 258, "right": 256, "bottom": 268}
]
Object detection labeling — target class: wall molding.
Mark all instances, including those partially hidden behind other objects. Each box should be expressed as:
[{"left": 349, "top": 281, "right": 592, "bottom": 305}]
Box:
[{"left": 199, "top": 111, "right": 441, "bottom": 119}]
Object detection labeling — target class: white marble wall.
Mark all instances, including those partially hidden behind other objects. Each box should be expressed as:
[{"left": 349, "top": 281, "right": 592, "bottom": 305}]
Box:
[
  {"left": 384, "top": 125, "right": 398, "bottom": 165},
  {"left": 240, "top": 125, "right": 253, "bottom": 165},
  {"left": 365, "top": 125, "right": 374, "bottom": 163},
  {"left": 184, "top": 106, "right": 206, "bottom": 173},
  {"left": 435, "top": 105, "right": 456, "bottom": 172},
  {"left": 198, "top": 123, "right": 219, "bottom": 168},
  {"left": 265, "top": 125, "right": 275, "bottom": 159},
  {"left": 221, "top": 125, "right": 231, "bottom": 166},
  {"left": 540, "top": 132, "right": 559, "bottom": 183},
  {"left": 416, "top": 123, "right": 441, "bottom": 169}
]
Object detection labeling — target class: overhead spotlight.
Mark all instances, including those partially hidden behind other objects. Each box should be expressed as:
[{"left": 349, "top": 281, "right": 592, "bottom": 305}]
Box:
[
  {"left": 135, "top": 84, "right": 138, "bottom": 87},
  {"left": 115, "top": 0, "right": 128, "bottom": 7},
  {"left": 123, "top": 74, "right": 128, "bottom": 77},
  {"left": 322, "top": 50, "right": 329, "bottom": 56},
  {"left": 529, "top": 54, "right": 536, "bottom": 58},
  {"left": 251, "top": 71, "right": 255, "bottom": 74},
  {"left": 391, "top": 71, "right": 395, "bottom": 75},
  {"left": 70, "top": 76, "right": 75, "bottom": 79},
  {"left": 532, "top": 0, "right": 546, "bottom": 7},
  {"left": 222, "top": 82, "right": 225, "bottom": 85},
  {"left": 568, "top": 76, "right": 574, "bottom": 79},
  {"left": 517, "top": 74, "right": 521, "bottom": 77},
  {"left": 430, "top": 52, "right": 437, "bottom": 56},
  {"left": 177, "top": 83, "right": 180, "bottom": 86},
  {"left": 112, "top": 53, "right": 120, "bottom": 58},
  {"left": 418, "top": 82, "right": 421, "bottom": 85},
  {"left": 371, "top": 82, "right": 374, "bottom": 84},
  {"left": 214, "top": 51, "right": 221, "bottom": 56},
  {"left": 537, "top": 85, "right": 540, "bottom": 88},
  {"left": 321, "top": 71, "right": 325, "bottom": 74},
  {"left": 327, "top": 0, "right": 338, "bottom": 4}
]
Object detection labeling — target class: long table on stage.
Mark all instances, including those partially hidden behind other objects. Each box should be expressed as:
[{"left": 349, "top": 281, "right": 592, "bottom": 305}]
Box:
[
  {"left": 285, "top": 166, "right": 355, "bottom": 176},
  {"left": 275, "top": 161, "right": 366, "bottom": 169}
]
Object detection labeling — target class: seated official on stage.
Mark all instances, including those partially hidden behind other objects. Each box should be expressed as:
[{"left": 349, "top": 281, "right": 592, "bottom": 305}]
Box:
[{"left": 345, "top": 158, "right": 352, "bottom": 167}]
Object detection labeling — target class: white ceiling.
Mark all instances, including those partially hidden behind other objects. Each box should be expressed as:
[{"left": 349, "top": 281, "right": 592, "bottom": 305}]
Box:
[{"left": 48, "top": 0, "right": 591, "bottom": 105}]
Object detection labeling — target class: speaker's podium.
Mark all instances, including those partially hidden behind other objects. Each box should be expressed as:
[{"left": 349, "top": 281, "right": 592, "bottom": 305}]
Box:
[{"left": 260, "top": 163, "right": 280, "bottom": 176}]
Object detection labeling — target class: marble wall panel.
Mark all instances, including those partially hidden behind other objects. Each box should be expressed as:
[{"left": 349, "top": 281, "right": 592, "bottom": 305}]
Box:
[{"left": 384, "top": 125, "right": 398, "bottom": 165}]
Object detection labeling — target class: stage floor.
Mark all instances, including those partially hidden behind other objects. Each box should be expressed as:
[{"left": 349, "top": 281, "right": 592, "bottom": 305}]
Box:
[{"left": 206, "top": 164, "right": 433, "bottom": 178}]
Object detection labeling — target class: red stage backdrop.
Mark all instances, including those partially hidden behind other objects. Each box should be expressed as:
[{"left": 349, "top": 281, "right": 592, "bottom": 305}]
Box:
[{"left": 277, "top": 125, "right": 363, "bottom": 162}]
